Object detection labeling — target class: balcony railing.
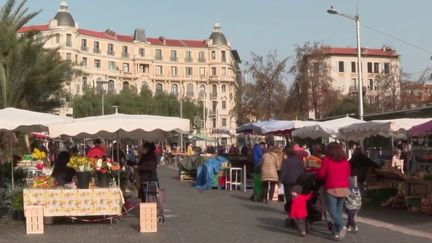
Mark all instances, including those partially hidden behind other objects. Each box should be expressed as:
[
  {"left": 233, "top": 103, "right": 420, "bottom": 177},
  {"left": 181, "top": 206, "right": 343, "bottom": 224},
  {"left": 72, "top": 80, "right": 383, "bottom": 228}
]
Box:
[
  {"left": 93, "top": 48, "right": 101, "bottom": 54},
  {"left": 186, "top": 92, "right": 194, "bottom": 97},
  {"left": 170, "top": 57, "right": 177, "bottom": 62},
  {"left": 155, "top": 55, "right": 163, "bottom": 61},
  {"left": 122, "top": 52, "right": 129, "bottom": 58},
  {"left": 81, "top": 46, "right": 88, "bottom": 52},
  {"left": 208, "top": 110, "right": 217, "bottom": 117},
  {"left": 198, "top": 57, "right": 206, "bottom": 63},
  {"left": 107, "top": 50, "right": 115, "bottom": 56},
  {"left": 210, "top": 92, "right": 218, "bottom": 99},
  {"left": 185, "top": 57, "right": 193, "bottom": 62}
]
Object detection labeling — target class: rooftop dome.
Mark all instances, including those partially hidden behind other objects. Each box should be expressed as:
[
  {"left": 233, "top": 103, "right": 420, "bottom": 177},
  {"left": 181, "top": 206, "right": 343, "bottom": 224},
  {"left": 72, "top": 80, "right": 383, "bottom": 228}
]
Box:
[
  {"left": 209, "top": 22, "right": 227, "bottom": 46},
  {"left": 53, "top": 1, "right": 75, "bottom": 27}
]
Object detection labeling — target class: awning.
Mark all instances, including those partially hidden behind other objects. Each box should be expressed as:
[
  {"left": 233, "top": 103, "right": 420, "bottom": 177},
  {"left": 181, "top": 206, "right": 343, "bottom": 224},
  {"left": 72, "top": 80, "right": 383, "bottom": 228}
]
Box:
[{"left": 189, "top": 133, "right": 216, "bottom": 141}]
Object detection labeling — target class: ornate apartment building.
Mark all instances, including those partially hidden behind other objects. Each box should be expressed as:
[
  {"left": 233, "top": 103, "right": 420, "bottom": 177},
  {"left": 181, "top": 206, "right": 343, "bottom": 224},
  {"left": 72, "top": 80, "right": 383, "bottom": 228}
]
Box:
[{"left": 18, "top": 1, "right": 241, "bottom": 137}]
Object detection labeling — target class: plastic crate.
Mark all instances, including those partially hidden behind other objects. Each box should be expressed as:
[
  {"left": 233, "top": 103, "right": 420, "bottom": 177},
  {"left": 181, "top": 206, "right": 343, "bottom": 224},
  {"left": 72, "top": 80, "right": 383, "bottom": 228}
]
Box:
[
  {"left": 25, "top": 205, "right": 44, "bottom": 234},
  {"left": 140, "top": 203, "right": 157, "bottom": 233}
]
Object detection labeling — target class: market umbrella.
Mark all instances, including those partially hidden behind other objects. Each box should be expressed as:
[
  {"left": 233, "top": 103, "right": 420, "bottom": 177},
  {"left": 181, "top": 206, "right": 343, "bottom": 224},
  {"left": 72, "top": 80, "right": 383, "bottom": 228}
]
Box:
[
  {"left": 236, "top": 120, "right": 319, "bottom": 135},
  {"left": 0, "top": 107, "right": 73, "bottom": 189},
  {"left": 408, "top": 119, "right": 432, "bottom": 137},
  {"left": 293, "top": 116, "right": 363, "bottom": 139},
  {"left": 338, "top": 118, "right": 430, "bottom": 141}
]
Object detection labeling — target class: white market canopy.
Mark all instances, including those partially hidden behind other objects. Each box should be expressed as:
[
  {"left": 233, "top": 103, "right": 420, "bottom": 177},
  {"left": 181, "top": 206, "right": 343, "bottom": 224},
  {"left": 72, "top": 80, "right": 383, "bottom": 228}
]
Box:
[
  {"left": 236, "top": 120, "right": 319, "bottom": 135},
  {"left": 292, "top": 117, "right": 363, "bottom": 139},
  {"left": 0, "top": 107, "right": 73, "bottom": 133},
  {"left": 338, "top": 118, "right": 431, "bottom": 141},
  {"left": 48, "top": 113, "right": 190, "bottom": 139}
]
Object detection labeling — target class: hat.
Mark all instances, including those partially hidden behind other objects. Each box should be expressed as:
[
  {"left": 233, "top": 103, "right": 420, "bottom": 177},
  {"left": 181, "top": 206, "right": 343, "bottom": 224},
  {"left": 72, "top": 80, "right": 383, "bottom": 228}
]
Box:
[{"left": 291, "top": 185, "right": 303, "bottom": 194}]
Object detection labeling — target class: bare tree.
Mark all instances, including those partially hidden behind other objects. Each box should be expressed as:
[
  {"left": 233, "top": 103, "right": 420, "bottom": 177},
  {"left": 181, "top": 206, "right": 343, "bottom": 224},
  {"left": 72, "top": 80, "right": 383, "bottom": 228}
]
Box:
[
  {"left": 399, "top": 68, "right": 432, "bottom": 109},
  {"left": 373, "top": 60, "right": 402, "bottom": 111},
  {"left": 288, "top": 42, "right": 339, "bottom": 119},
  {"left": 237, "top": 50, "right": 289, "bottom": 121}
]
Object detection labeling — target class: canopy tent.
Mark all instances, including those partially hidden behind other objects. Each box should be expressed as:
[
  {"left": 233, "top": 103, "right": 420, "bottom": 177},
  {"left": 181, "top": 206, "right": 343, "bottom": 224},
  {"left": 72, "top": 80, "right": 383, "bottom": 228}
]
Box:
[
  {"left": 189, "top": 133, "right": 216, "bottom": 142},
  {"left": 212, "top": 128, "right": 236, "bottom": 135},
  {"left": 292, "top": 117, "right": 363, "bottom": 139},
  {"left": 48, "top": 113, "right": 190, "bottom": 139},
  {"left": 236, "top": 120, "right": 318, "bottom": 135},
  {"left": 338, "top": 118, "right": 430, "bottom": 141},
  {"left": 408, "top": 119, "right": 432, "bottom": 137},
  {"left": 0, "top": 107, "right": 73, "bottom": 189}
]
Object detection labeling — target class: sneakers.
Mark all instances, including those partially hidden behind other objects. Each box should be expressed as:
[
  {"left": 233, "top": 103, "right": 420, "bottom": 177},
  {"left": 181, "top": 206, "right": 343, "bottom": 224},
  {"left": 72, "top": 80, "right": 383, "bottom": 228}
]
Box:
[
  {"left": 347, "top": 226, "right": 359, "bottom": 233},
  {"left": 300, "top": 231, "right": 306, "bottom": 237},
  {"left": 333, "top": 233, "right": 340, "bottom": 241},
  {"left": 339, "top": 227, "right": 348, "bottom": 239}
]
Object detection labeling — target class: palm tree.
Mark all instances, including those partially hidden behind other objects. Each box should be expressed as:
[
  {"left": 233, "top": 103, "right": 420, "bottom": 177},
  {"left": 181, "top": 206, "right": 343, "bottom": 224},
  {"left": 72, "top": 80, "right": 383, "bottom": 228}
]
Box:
[{"left": 0, "top": 0, "right": 72, "bottom": 111}]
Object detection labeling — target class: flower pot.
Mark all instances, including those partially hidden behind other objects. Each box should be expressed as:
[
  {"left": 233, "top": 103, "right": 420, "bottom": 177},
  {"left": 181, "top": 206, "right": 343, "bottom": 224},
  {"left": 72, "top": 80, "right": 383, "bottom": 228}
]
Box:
[
  {"left": 76, "top": 172, "right": 91, "bottom": 189},
  {"left": 97, "top": 172, "right": 110, "bottom": 188}
]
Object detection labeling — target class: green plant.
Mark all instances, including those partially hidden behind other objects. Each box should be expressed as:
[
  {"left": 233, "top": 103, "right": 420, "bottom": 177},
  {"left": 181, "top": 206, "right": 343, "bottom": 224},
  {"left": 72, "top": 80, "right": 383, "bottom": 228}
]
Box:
[{"left": 4, "top": 186, "right": 24, "bottom": 213}]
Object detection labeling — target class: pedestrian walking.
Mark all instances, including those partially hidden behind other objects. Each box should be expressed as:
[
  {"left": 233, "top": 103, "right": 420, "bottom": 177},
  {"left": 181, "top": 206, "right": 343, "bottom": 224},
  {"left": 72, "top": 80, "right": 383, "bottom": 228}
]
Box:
[
  {"left": 280, "top": 148, "right": 305, "bottom": 212},
  {"left": 289, "top": 185, "right": 312, "bottom": 237},
  {"left": 261, "top": 145, "right": 282, "bottom": 203},
  {"left": 317, "top": 142, "right": 350, "bottom": 241}
]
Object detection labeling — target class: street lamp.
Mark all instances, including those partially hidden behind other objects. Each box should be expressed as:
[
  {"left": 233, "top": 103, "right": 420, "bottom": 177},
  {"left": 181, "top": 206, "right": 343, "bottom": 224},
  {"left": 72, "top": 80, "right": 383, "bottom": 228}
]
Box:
[
  {"left": 96, "top": 80, "right": 109, "bottom": 115},
  {"left": 327, "top": 6, "right": 364, "bottom": 120}
]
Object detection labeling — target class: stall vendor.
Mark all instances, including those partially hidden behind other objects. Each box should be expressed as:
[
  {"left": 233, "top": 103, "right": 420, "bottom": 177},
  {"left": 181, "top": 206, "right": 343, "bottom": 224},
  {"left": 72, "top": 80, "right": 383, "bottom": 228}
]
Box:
[
  {"left": 52, "top": 146, "right": 78, "bottom": 186},
  {"left": 392, "top": 149, "right": 404, "bottom": 174},
  {"left": 86, "top": 139, "right": 105, "bottom": 159}
]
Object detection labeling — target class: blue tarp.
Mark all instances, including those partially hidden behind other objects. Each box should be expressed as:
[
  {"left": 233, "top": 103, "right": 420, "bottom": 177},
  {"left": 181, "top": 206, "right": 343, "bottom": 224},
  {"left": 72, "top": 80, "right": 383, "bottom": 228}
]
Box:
[{"left": 195, "top": 156, "right": 227, "bottom": 190}]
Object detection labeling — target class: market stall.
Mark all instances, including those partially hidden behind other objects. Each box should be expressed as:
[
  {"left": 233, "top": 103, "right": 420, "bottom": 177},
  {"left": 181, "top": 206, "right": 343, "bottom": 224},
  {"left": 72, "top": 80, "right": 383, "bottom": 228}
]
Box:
[
  {"left": 236, "top": 120, "right": 319, "bottom": 135},
  {"left": 292, "top": 116, "right": 362, "bottom": 139}
]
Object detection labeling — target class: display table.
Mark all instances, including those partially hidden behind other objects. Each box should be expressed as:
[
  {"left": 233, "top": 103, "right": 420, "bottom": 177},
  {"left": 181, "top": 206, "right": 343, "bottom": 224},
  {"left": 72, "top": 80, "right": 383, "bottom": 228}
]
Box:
[{"left": 23, "top": 187, "right": 124, "bottom": 217}]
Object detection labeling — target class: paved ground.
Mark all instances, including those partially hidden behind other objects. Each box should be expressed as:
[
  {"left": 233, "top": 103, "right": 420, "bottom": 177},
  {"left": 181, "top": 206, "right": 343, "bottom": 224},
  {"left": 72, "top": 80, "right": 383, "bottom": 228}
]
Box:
[{"left": 0, "top": 165, "right": 431, "bottom": 243}]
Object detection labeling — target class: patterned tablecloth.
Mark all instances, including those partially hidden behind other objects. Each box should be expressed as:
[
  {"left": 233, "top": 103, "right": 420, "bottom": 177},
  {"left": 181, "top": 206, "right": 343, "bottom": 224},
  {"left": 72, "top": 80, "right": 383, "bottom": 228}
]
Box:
[{"left": 23, "top": 188, "right": 124, "bottom": 217}]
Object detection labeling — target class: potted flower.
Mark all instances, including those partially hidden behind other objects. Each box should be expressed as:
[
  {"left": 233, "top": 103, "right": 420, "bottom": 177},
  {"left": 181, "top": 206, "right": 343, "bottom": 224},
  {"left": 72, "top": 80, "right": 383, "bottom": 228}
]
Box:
[
  {"left": 94, "top": 158, "right": 121, "bottom": 187},
  {"left": 67, "top": 156, "right": 95, "bottom": 189}
]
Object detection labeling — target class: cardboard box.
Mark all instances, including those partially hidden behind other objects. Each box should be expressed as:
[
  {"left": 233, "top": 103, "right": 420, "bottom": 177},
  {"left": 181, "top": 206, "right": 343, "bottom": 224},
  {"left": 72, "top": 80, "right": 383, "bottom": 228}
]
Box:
[
  {"left": 25, "top": 206, "right": 44, "bottom": 234},
  {"left": 140, "top": 203, "right": 157, "bottom": 233}
]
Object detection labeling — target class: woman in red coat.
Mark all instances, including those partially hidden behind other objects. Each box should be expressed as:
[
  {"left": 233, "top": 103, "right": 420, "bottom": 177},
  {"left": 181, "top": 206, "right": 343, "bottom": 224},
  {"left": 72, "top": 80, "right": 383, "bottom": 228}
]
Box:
[{"left": 317, "top": 142, "right": 351, "bottom": 240}]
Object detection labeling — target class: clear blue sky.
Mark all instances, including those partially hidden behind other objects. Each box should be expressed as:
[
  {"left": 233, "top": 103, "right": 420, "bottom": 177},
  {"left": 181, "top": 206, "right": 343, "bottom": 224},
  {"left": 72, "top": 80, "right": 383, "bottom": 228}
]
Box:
[{"left": 23, "top": 0, "right": 432, "bottom": 81}]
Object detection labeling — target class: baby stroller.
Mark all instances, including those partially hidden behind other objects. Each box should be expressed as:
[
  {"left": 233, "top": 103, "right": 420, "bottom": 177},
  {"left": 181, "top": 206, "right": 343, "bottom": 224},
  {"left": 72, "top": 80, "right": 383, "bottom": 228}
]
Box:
[
  {"left": 141, "top": 181, "right": 165, "bottom": 224},
  {"left": 286, "top": 173, "right": 333, "bottom": 231}
]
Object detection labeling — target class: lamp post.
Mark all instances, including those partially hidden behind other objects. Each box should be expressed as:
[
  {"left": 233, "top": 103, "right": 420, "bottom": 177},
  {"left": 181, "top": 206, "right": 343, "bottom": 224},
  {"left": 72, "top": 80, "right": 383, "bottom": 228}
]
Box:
[
  {"left": 96, "top": 80, "right": 109, "bottom": 115},
  {"left": 327, "top": 6, "right": 364, "bottom": 120}
]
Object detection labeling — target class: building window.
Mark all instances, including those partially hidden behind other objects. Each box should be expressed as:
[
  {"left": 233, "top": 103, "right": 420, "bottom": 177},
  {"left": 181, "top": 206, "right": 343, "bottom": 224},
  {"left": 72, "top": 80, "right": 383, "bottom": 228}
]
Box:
[
  {"left": 199, "top": 85, "right": 205, "bottom": 97},
  {"left": 368, "top": 79, "right": 375, "bottom": 90},
  {"left": 82, "top": 77, "right": 88, "bottom": 91},
  {"left": 221, "top": 118, "right": 227, "bottom": 127},
  {"left": 171, "top": 84, "right": 179, "bottom": 96},
  {"left": 108, "top": 61, "right": 116, "bottom": 71},
  {"left": 155, "top": 83, "right": 163, "bottom": 93},
  {"left": 66, "top": 34, "right": 72, "bottom": 47},
  {"left": 384, "top": 63, "right": 390, "bottom": 74},
  {"left": 221, "top": 84, "right": 226, "bottom": 92},
  {"left": 221, "top": 51, "right": 226, "bottom": 62},
  {"left": 171, "top": 66, "right": 178, "bottom": 76},
  {"left": 81, "top": 39, "right": 87, "bottom": 51},
  {"left": 211, "top": 84, "right": 217, "bottom": 97},
  {"left": 351, "top": 62, "right": 356, "bottom": 73},
  {"left": 55, "top": 34, "right": 60, "bottom": 43},
  {"left": 185, "top": 67, "right": 193, "bottom": 77},
  {"left": 93, "top": 41, "right": 100, "bottom": 53},
  {"left": 107, "top": 43, "right": 114, "bottom": 55},
  {"left": 94, "top": 59, "right": 101, "bottom": 69},
  {"left": 351, "top": 79, "right": 357, "bottom": 90},
  {"left": 185, "top": 51, "right": 192, "bottom": 62},
  {"left": 186, "top": 84, "right": 194, "bottom": 97},
  {"left": 155, "top": 49, "right": 162, "bottom": 60},
  {"left": 222, "top": 100, "right": 226, "bottom": 109},
  {"left": 199, "top": 51, "right": 205, "bottom": 62},
  {"left": 81, "top": 57, "right": 87, "bottom": 67},
  {"left": 367, "top": 62, "right": 373, "bottom": 73},
  {"left": 374, "top": 63, "right": 379, "bottom": 73},
  {"left": 122, "top": 46, "right": 129, "bottom": 58},
  {"left": 338, "top": 61, "right": 344, "bottom": 72},
  {"left": 139, "top": 48, "right": 145, "bottom": 57},
  {"left": 221, "top": 67, "right": 227, "bottom": 76},
  {"left": 212, "top": 118, "right": 217, "bottom": 128},
  {"left": 211, "top": 51, "right": 216, "bottom": 60},
  {"left": 211, "top": 67, "right": 217, "bottom": 76},
  {"left": 155, "top": 66, "right": 162, "bottom": 75},
  {"left": 122, "top": 81, "right": 129, "bottom": 90},
  {"left": 108, "top": 80, "right": 115, "bottom": 94},
  {"left": 199, "top": 67, "right": 206, "bottom": 77},
  {"left": 123, "top": 63, "right": 130, "bottom": 73},
  {"left": 170, "top": 50, "right": 177, "bottom": 61}
]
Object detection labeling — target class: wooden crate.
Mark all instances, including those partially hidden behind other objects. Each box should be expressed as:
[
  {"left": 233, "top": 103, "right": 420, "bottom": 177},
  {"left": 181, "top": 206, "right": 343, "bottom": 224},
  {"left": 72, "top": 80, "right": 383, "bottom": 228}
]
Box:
[
  {"left": 25, "top": 205, "right": 44, "bottom": 234},
  {"left": 140, "top": 203, "right": 157, "bottom": 233}
]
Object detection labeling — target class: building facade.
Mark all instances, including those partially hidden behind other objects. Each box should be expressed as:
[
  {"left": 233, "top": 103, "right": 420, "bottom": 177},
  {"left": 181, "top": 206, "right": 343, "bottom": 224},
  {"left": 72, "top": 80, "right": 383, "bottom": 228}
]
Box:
[
  {"left": 321, "top": 46, "right": 400, "bottom": 107},
  {"left": 18, "top": 1, "right": 241, "bottom": 137}
]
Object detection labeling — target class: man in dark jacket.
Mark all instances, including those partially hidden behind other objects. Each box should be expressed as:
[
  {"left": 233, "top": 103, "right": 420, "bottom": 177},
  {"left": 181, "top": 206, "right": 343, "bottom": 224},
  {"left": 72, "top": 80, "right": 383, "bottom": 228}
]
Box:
[{"left": 349, "top": 147, "right": 380, "bottom": 186}]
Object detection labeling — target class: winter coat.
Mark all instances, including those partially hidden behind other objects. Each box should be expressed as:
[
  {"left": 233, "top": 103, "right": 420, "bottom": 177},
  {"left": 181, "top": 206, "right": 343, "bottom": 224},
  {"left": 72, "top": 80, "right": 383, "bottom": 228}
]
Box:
[
  {"left": 290, "top": 193, "right": 312, "bottom": 219},
  {"left": 252, "top": 144, "right": 263, "bottom": 167},
  {"left": 279, "top": 156, "right": 305, "bottom": 185},
  {"left": 317, "top": 156, "right": 350, "bottom": 190},
  {"left": 261, "top": 151, "right": 282, "bottom": 182}
]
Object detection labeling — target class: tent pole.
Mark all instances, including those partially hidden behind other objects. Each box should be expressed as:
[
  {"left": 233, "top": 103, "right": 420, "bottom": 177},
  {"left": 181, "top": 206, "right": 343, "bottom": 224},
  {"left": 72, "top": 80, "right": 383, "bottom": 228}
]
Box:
[
  {"left": 117, "top": 132, "right": 120, "bottom": 188},
  {"left": 10, "top": 133, "right": 14, "bottom": 190}
]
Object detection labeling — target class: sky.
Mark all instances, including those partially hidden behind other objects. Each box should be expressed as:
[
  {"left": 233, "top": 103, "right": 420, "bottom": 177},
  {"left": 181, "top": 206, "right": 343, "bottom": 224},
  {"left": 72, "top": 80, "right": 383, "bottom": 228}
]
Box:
[{"left": 20, "top": 0, "right": 432, "bottom": 82}]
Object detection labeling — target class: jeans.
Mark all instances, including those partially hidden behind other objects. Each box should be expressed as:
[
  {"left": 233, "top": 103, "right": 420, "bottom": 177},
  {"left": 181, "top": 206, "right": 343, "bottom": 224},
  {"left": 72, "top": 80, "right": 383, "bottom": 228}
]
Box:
[
  {"left": 326, "top": 193, "right": 346, "bottom": 234},
  {"left": 346, "top": 209, "right": 358, "bottom": 228}
]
